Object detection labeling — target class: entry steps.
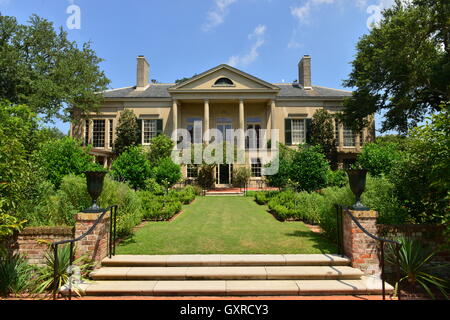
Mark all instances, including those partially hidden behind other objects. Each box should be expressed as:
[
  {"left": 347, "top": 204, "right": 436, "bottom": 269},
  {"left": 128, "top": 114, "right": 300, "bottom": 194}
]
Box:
[
  {"left": 66, "top": 254, "right": 393, "bottom": 296},
  {"left": 205, "top": 191, "right": 244, "bottom": 196}
]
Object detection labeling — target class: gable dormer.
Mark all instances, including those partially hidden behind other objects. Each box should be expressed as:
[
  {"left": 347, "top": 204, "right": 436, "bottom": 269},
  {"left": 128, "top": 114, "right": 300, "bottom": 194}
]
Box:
[{"left": 169, "top": 64, "right": 280, "bottom": 93}]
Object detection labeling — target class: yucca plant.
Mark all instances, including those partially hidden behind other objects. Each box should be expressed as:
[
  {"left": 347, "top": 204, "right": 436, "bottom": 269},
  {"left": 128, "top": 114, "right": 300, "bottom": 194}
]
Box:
[
  {"left": 0, "top": 247, "right": 35, "bottom": 297},
  {"left": 386, "top": 236, "right": 449, "bottom": 299},
  {"left": 35, "top": 244, "right": 93, "bottom": 296}
]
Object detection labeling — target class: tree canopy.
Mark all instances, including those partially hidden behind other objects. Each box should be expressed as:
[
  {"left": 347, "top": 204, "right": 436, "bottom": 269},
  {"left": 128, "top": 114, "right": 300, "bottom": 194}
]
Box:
[
  {"left": 342, "top": 0, "right": 450, "bottom": 133},
  {"left": 0, "top": 14, "right": 110, "bottom": 122}
]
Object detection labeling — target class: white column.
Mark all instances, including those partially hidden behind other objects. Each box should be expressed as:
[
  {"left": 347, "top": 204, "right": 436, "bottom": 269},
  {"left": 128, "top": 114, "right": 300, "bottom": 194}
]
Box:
[
  {"left": 105, "top": 119, "right": 110, "bottom": 150},
  {"left": 172, "top": 100, "right": 178, "bottom": 144},
  {"left": 204, "top": 99, "right": 210, "bottom": 144},
  {"left": 356, "top": 130, "right": 361, "bottom": 149},
  {"left": 239, "top": 99, "right": 245, "bottom": 149},
  {"left": 339, "top": 123, "right": 344, "bottom": 148},
  {"left": 270, "top": 100, "right": 276, "bottom": 140}
]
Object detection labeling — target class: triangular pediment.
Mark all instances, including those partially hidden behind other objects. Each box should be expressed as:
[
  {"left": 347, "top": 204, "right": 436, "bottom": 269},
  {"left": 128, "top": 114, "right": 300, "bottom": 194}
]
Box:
[{"left": 169, "top": 64, "right": 279, "bottom": 92}]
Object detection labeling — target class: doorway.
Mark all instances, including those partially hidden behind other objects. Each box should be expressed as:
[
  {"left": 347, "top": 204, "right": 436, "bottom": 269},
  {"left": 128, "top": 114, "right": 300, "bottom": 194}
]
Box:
[{"left": 216, "top": 164, "right": 232, "bottom": 186}]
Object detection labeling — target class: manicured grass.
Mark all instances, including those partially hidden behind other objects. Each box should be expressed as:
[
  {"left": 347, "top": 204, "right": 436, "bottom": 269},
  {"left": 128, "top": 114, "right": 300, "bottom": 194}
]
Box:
[{"left": 116, "top": 196, "right": 337, "bottom": 255}]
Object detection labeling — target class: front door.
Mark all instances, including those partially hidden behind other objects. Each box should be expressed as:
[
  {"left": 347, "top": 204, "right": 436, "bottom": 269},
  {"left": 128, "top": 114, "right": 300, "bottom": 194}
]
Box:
[{"left": 216, "top": 164, "right": 232, "bottom": 186}]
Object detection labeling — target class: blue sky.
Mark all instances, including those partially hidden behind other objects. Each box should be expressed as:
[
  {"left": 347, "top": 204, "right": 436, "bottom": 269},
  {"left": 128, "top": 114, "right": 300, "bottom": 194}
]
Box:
[{"left": 0, "top": 0, "right": 395, "bottom": 134}]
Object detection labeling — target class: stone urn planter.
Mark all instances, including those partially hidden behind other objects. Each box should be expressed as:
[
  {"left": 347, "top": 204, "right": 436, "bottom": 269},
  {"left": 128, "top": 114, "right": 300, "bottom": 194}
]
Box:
[
  {"left": 83, "top": 171, "right": 106, "bottom": 213},
  {"left": 346, "top": 169, "right": 369, "bottom": 211}
]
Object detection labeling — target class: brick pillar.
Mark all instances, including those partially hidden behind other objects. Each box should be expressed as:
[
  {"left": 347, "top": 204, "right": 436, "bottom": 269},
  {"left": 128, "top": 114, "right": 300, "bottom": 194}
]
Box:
[
  {"left": 74, "top": 212, "right": 110, "bottom": 268},
  {"left": 343, "top": 209, "right": 380, "bottom": 276}
]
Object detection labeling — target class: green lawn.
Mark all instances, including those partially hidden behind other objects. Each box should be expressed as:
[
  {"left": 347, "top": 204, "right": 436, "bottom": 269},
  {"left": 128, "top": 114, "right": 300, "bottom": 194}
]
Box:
[{"left": 116, "top": 196, "right": 337, "bottom": 255}]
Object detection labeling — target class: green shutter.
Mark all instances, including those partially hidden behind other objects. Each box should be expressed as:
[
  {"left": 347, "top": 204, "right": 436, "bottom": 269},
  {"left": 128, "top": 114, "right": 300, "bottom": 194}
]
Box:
[
  {"left": 156, "top": 119, "right": 163, "bottom": 136},
  {"left": 136, "top": 119, "right": 143, "bottom": 145},
  {"left": 285, "top": 119, "right": 292, "bottom": 146},
  {"left": 305, "top": 118, "right": 312, "bottom": 144}
]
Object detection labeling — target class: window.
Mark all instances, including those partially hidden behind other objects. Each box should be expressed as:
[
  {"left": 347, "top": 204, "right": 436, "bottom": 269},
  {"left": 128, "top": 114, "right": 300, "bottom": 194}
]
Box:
[
  {"left": 187, "top": 164, "right": 199, "bottom": 178},
  {"left": 343, "top": 126, "right": 356, "bottom": 147},
  {"left": 292, "top": 119, "right": 306, "bottom": 145},
  {"left": 93, "top": 120, "right": 105, "bottom": 148},
  {"left": 187, "top": 118, "right": 203, "bottom": 144},
  {"left": 246, "top": 123, "right": 261, "bottom": 149},
  {"left": 109, "top": 120, "right": 114, "bottom": 148},
  {"left": 143, "top": 119, "right": 158, "bottom": 144},
  {"left": 214, "top": 77, "right": 234, "bottom": 86},
  {"left": 251, "top": 158, "right": 262, "bottom": 177},
  {"left": 84, "top": 120, "right": 90, "bottom": 146},
  {"left": 216, "top": 118, "right": 232, "bottom": 143},
  {"left": 335, "top": 119, "right": 340, "bottom": 147},
  {"left": 359, "top": 131, "right": 364, "bottom": 147}
]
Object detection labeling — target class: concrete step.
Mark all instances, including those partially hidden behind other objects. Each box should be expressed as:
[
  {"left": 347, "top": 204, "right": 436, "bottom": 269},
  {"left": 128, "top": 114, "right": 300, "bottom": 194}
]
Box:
[
  {"left": 66, "top": 277, "right": 393, "bottom": 296},
  {"left": 205, "top": 192, "right": 244, "bottom": 196},
  {"left": 102, "top": 254, "right": 351, "bottom": 267},
  {"left": 90, "top": 266, "right": 363, "bottom": 281}
]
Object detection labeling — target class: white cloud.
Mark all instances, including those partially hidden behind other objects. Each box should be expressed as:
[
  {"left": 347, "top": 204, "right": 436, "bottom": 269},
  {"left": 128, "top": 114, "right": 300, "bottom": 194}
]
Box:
[
  {"left": 227, "top": 24, "right": 267, "bottom": 67},
  {"left": 366, "top": 0, "right": 395, "bottom": 29},
  {"left": 290, "top": 0, "right": 336, "bottom": 24},
  {"left": 203, "top": 0, "right": 238, "bottom": 31}
]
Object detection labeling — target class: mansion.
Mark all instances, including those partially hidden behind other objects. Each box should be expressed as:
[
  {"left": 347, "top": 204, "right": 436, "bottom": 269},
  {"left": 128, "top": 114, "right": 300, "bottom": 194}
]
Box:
[{"left": 71, "top": 55, "right": 374, "bottom": 187}]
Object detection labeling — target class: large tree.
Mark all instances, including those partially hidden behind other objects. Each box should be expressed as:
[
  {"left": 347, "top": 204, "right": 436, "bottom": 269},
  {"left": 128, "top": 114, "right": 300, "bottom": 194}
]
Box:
[
  {"left": 342, "top": 0, "right": 450, "bottom": 133},
  {"left": 0, "top": 14, "right": 110, "bottom": 122}
]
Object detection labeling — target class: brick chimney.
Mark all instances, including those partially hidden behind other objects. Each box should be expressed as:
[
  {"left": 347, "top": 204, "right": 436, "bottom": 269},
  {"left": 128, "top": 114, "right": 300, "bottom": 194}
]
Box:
[
  {"left": 298, "top": 55, "right": 312, "bottom": 90},
  {"left": 136, "top": 55, "right": 149, "bottom": 90}
]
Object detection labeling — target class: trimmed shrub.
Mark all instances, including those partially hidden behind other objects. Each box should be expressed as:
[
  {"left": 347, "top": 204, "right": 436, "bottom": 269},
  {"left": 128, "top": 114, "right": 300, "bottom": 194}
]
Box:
[
  {"left": 138, "top": 187, "right": 195, "bottom": 221},
  {"left": 138, "top": 191, "right": 164, "bottom": 220},
  {"left": 254, "top": 191, "right": 279, "bottom": 205},
  {"left": 144, "top": 178, "right": 165, "bottom": 195},
  {"left": 152, "top": 157, "right": 182, "bottom": 188},
  {"left": 111, "top": 146, "right": 152, "bottom": 190},
  {"left": 290, "top": 146, "right": 329, "bottom": 192}
]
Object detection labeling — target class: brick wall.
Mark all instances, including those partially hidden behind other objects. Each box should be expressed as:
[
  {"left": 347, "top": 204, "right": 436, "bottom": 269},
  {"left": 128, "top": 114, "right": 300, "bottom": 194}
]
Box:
[
  {"left": 342, "top": 209, "right": 380, "bottom": 275},
  {"left": 342, "top": 210, "right": 449, "bottom": 278},
  {"left": 74, "top": 211, "right": 110, "bottom": 268},
  {"left": 378, "top": 224, "right": 450, "bottom": 273},
  {"left": 12, "top": 227, "right": 74, "bottom": 266},
  {"left": 4, "top": 211, "right": 111, "bottom": 268}
]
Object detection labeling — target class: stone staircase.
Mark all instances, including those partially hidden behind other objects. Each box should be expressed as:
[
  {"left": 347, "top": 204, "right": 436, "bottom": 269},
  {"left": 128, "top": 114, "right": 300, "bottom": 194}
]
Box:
[{"left": 70, "top": 254, "right": 393, "bottom": 297}]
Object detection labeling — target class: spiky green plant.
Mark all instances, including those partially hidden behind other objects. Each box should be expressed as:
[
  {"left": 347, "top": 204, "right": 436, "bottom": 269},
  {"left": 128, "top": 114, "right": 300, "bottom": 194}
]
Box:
[
  {"left": 35, "top": 244, "right": 93, "bottom": 296},
  {"left": 0, "top": 247, "right": 35, "bottom": 297},
  {"left": 387, "top": 236, "right": 448, "bottom": 299}
]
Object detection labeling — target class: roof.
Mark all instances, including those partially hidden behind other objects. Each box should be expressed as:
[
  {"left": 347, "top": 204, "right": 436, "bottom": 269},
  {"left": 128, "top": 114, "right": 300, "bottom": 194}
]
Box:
[
  {"left": 276, "top": 84, "right": 352, "bottom": 99},
  {"left": 102, "top": 63, "right": 352, "bottom": 100},
  {"left": 103, "top": 84, "right": 173, "bottom": 99},
  {"left": 103, "top": 83, "right": 352, "bottom": 99}
]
